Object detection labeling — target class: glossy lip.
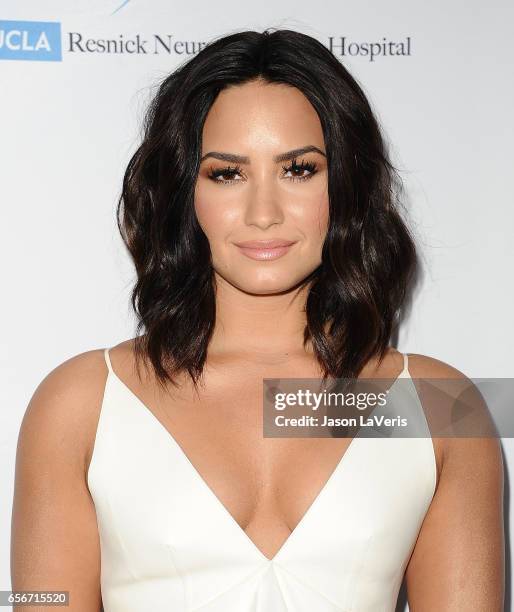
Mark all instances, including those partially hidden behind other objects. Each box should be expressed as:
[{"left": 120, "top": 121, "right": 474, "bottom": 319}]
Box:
[
  {"left": 234, "top": 239, "right": 298, "bottom": 261},
  {"left": 234, "top": 239, "right": 296, "bottom": 249}
]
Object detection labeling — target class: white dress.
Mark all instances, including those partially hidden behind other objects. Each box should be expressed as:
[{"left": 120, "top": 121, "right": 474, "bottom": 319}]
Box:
[{"left": 87, "top": 349, "right": 436, "bottom": 611}]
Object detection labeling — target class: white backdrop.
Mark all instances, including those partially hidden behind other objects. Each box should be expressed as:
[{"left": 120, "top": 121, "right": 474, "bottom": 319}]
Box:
[{"left": 1, "top": 1, "right": 513, "bottom": 609}]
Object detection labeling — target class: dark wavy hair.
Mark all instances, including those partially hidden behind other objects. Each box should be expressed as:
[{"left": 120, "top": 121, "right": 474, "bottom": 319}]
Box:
[{"left": 117, "top": 28, "right": 417, "bottom": 391}]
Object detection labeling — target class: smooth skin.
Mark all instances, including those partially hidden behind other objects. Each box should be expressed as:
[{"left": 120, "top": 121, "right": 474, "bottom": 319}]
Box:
[{"left": 11, "top": 79, "right": 504, "bottom": 610}]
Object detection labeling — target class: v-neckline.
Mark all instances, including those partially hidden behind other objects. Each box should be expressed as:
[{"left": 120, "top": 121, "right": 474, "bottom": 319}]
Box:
[{"left": 106, "top": 358, "right": 407, "bottom": 564}]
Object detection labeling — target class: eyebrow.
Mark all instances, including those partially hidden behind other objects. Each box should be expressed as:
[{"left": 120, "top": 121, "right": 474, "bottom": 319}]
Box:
[{"left": 199, "top": 145, "right": 326, "bottom": 164}]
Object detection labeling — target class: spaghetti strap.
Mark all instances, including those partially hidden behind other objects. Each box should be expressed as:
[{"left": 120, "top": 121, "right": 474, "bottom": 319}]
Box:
[
  {"left": 401, "top": 352, "right": 410, "bottom": 377},
  {"left": 104, "top": 347, "right": 113, "bottom": 374}
]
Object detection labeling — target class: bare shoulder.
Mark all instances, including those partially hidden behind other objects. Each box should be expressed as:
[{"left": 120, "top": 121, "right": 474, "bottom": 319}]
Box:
[
  {"left": 19, "top": 347, "right": 111, "bottom": 481},
  {"left": 11, "top": 347, "right": 112, "bottom": 606},
  {"left": 379, "top": 348, "right": 468, "bottom": 380},
  {"left": 405, "top": 352, "right": 502, "bottom": 465},
  {"left": 403, "top": 352, "right": 504, "bottom": 610},
  {"left": 405, "top": 351, "right": 468, "bottom": 379}
]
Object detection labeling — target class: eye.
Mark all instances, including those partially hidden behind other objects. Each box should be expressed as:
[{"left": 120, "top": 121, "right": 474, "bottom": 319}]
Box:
[
  {"left": 282, "top": 158, "right": 318, "bottom": 182},
  {"left": 207, "top": 164, "right": 245, "bottom": 184}
]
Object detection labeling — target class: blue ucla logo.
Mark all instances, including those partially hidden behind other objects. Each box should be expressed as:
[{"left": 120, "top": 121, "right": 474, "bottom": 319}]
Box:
[{"left": 0, "top": 20, "right": 62, "bottom": 61}]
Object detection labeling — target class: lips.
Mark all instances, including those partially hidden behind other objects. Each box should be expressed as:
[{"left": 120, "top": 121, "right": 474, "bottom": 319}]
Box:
[
  {"left": 234, "top": 239, "right": 296, "bottom": 249},
  {"left": 234, "top": 239, "right": 297, "bottom": 261}
]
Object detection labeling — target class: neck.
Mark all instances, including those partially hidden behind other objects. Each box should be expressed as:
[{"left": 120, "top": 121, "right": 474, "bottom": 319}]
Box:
[{"left": 207, "top": 273, "right": 314, "bottom": 358}]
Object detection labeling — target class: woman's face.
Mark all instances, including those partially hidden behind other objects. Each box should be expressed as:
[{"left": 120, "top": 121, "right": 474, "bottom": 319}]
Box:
[{"left": 194, "top": 79, "right": 329, "bottom": 295}]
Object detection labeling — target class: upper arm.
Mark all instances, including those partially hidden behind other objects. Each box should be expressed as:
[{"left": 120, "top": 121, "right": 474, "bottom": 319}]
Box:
[
  {"left": 405, "top": 355, "right": 505, "bottom": 610},
  {"left": 11, "top": 350, "right": 107, "bottom": 611}
]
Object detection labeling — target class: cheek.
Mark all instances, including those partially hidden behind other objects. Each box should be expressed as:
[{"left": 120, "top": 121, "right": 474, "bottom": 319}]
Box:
[
  {"left": 193, "top": 182, "right": 210, "bottom": 233},
  {"left": 317, "top": 196, "right": 330, "bottom": 236},
  {"left": 194, "top": 181, "right": 224, "bottom": 239},
  {"left": 294, "top": 190, "right": 330, "bottom": 241},
  {"left": 194, "top": 198, "right": 213, "bottom": 237},
  {"left": 194, "top": 185, "right": 240, "bottom": 244}
]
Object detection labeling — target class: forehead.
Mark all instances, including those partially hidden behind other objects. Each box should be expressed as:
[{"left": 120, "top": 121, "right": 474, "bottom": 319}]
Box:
[{"left": 201, "top": 80, "right": 324, "bottom": 151}]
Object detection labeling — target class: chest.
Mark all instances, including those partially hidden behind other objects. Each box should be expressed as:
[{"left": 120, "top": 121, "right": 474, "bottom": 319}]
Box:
[{"left": 123, "top": 360, "right": 356, "bottom": 553}]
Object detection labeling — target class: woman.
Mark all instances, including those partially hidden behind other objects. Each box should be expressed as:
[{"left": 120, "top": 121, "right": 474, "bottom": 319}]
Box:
[{"left": 11, "top": 29, "right": 504, "bottom": 611}]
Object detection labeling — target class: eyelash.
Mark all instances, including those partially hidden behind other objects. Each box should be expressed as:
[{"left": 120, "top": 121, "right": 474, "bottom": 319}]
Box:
[{"left": 207, "top": 158, "right": 318, "bottom": 185}]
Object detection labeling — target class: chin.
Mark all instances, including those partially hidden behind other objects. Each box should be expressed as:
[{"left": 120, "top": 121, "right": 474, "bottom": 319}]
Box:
[{"left": 230, "top": 273, "right": 308, "bottom": 296}]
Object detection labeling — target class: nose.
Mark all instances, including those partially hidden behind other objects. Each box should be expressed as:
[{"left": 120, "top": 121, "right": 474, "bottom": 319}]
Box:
[{"left": 243, "top": 178, "right": 284, "bottom": 230}]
